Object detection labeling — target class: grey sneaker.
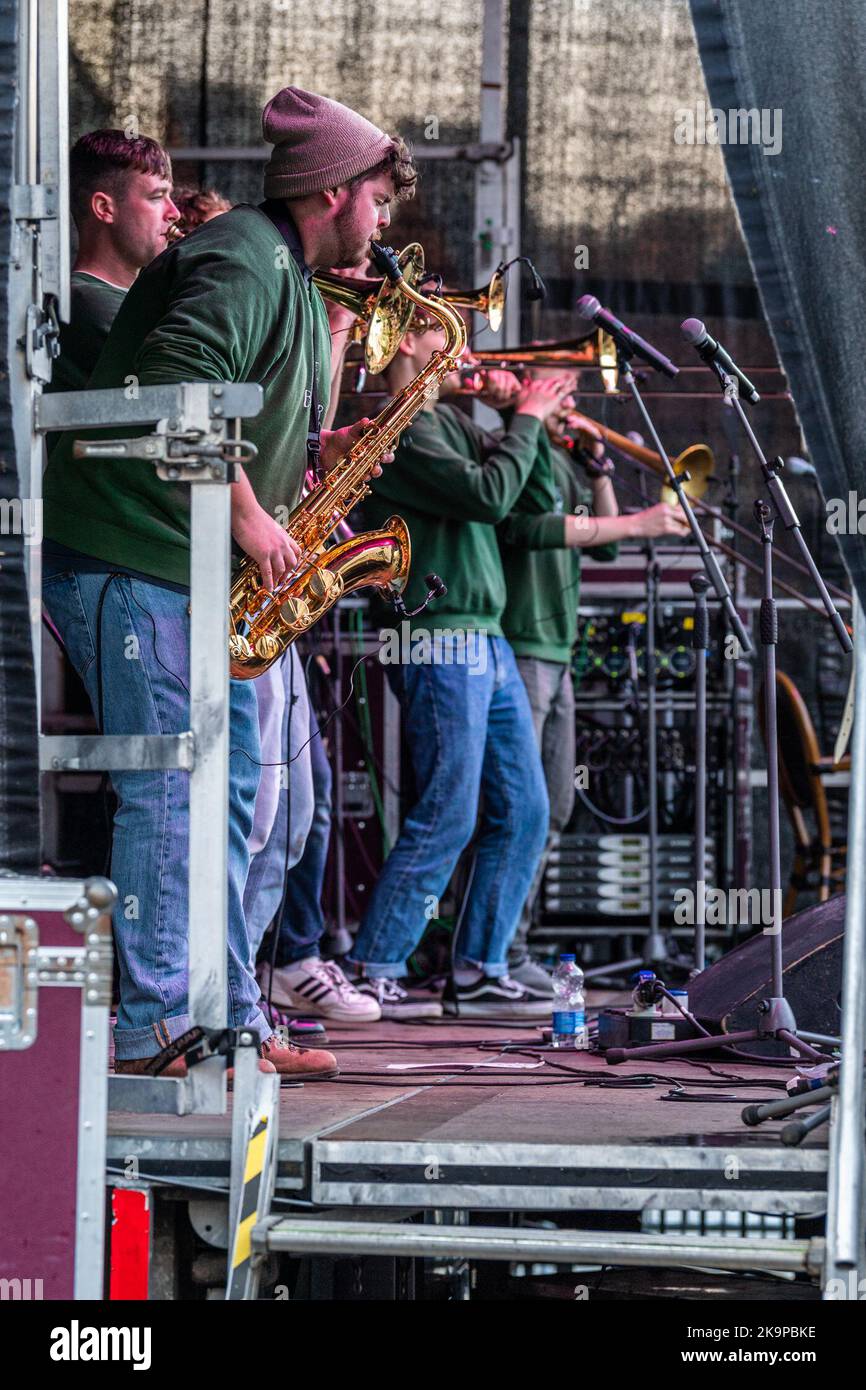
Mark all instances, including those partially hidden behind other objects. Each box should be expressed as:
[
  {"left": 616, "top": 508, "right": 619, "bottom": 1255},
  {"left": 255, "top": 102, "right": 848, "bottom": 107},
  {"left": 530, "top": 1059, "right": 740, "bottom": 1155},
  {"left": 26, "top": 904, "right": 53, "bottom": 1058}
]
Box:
[
  {"left": 354, "top": 975, "right": 443, "bottom": 1020},
  {"left": 507, "top": 955, "right": 555, "bottom": 999}
]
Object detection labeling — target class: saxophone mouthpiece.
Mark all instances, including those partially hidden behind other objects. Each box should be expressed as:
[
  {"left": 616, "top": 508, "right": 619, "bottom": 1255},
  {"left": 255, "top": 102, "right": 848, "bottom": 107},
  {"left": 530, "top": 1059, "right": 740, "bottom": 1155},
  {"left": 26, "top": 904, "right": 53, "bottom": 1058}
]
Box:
[{"left": 369, "top": 241, "right": 402, "bottom": 283}]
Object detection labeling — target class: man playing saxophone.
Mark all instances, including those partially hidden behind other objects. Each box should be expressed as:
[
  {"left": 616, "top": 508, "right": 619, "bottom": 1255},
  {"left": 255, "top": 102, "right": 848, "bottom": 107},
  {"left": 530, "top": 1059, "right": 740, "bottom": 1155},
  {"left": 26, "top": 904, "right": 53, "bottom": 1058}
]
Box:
[{"left": 42, "top": 87, "right": 414, "bottom": 1080}]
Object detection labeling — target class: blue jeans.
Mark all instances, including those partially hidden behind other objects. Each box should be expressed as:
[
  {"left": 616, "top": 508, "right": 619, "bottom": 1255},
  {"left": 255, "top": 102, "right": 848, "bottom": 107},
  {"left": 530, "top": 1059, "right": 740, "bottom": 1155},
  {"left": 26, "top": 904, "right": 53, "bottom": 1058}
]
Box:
[
  {"left": 348, "top": 635, "right": 549, "bottom": 977},
  {"left": 42, "top": 570, "right": 270, "bottom": 1057},
  {"left": 272, "top": 697, "right": 333, "bottom": 966}
]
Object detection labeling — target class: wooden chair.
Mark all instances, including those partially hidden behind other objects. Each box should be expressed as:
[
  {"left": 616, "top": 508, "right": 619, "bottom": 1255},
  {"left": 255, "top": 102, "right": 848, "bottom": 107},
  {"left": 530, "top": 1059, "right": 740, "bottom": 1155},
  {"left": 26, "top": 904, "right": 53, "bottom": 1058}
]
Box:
[{"left": 758, "top": 671, "right": 848, "bottom": 915}]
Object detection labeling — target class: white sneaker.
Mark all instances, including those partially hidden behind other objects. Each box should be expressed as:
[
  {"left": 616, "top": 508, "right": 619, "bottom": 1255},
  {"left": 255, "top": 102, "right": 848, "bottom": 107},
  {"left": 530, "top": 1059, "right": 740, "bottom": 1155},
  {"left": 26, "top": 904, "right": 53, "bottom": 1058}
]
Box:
[{"left": 257, "top": 958, "right": 381, "bottom": 1022}]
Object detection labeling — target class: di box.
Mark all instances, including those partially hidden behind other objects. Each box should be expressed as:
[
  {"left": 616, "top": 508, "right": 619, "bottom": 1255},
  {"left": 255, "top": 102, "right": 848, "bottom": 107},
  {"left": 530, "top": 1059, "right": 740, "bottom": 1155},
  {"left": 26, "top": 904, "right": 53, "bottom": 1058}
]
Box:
[
  {"left": 0, "top": 875, "right": 116, "bottom": 1300},
  {"left": 597, "top": 1008, "right": 697, "bottom": 1049}
]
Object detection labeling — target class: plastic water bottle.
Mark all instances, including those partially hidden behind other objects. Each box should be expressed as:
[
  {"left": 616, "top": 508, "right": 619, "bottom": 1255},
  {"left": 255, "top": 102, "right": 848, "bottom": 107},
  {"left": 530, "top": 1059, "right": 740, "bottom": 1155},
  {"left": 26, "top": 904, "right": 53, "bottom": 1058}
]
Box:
[{"left": 552, "top": 954, "right": 587, "bottom": 1049}]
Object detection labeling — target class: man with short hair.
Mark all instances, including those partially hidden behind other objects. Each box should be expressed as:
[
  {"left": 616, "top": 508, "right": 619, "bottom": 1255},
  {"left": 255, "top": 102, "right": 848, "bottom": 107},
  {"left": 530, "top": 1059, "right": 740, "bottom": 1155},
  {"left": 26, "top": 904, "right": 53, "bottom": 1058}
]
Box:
[
  {"left": 50, "top": 130, "right": 180, "bottom": 394},
  {"left": 42, "top": 89, "right": 413, "bottom": 1077}
]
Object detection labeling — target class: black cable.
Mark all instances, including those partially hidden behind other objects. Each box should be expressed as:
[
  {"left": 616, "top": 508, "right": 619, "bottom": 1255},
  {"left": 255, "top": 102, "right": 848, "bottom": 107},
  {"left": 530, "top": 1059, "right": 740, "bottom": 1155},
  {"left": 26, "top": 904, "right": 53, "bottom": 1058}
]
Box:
[
  {"left": 231, "top": 645, "right": 379, "bottom": 773},
  {"left": 125, "top": 581, "right": 191, "bottom": 697}
]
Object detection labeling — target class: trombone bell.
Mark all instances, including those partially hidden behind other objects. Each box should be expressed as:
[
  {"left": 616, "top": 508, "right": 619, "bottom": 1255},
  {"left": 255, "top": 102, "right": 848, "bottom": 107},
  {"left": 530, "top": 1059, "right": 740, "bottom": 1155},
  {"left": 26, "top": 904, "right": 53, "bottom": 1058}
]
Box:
[{"left": 660, "top": 444, "right": 715, "bottom": 504}]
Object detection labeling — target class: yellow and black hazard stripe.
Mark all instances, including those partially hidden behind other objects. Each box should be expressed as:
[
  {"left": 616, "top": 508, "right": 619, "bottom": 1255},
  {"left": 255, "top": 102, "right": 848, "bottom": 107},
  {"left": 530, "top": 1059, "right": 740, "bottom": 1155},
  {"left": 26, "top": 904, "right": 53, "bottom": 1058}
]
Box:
[{"left": 227, "top": 1110, "right": 271, "bottom": 1298}]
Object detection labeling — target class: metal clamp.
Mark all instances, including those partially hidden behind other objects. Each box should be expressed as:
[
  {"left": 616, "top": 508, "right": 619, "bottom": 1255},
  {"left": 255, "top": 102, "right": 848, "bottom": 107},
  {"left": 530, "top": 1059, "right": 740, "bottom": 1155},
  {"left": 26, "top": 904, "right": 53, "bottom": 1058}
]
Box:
[
  {"left": 11, "top": 183, "right": 58, "bottom": 220},
  {"left": 73, "top": 429, "right": 258, "bottom": 478},
  {"left": 0, "top": 915, "right": 39, "bottom": 1050},
  {"left": 23, "top": 299, "right": 61, "bottom": 382}
]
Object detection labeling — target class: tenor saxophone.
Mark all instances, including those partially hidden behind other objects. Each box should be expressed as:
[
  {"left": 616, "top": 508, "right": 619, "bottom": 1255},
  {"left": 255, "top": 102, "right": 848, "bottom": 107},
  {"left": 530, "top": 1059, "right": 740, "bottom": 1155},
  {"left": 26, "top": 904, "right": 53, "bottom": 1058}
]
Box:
[{"left": 228, "top": 244, "right": 467, "bottom": 679}]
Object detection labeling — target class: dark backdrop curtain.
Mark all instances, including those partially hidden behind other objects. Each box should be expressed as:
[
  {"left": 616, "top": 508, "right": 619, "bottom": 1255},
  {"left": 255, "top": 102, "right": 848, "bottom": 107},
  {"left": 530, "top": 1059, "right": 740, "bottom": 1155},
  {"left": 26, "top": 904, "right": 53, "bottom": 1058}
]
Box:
[{"left": 690, "top": 0, "right": 866, "bottom": 606}]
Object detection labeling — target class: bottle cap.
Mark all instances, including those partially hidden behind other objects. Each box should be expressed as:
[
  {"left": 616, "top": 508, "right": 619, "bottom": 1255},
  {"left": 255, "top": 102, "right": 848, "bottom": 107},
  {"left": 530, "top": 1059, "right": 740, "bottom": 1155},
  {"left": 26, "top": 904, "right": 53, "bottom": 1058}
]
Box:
[{"left": 559, "top": 953, "right": 576, "bottom": 962}]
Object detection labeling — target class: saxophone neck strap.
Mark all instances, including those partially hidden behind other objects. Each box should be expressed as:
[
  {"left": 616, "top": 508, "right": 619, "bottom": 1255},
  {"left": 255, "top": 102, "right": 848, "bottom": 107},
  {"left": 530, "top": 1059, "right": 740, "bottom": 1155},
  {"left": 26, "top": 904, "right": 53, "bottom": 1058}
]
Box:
[{"left": 259, "top": 198, "right": 324, "bottom": 481}]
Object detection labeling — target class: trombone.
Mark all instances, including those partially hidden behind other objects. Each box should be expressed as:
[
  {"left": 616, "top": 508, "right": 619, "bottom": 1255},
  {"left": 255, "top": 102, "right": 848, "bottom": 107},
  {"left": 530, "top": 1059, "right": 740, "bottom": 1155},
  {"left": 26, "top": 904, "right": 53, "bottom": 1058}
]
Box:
[
  {"left": 560, "top": 414, "right": 714, "bottom": 503},
  {"left": 462, "top": 333, "right": 620, "bottom": 392},
  {"left": 313, "top": 243, "right": 426, "bottom": 374},
  {"left": 566, "top": 412, "right": 851, "bottom": 617}
]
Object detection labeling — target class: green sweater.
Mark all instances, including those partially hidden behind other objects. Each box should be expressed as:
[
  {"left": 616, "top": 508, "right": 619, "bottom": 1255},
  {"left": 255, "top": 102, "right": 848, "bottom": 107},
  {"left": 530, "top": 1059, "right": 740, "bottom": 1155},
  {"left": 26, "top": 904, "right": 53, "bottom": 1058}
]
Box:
[
  {"left": 499, "top": 441, "right": 618, "bottom": 664},
  {"left": 363, "top": 402, "right": 551, "bottom": 634},
  {"left": 43, "top": 205, "right": 331, "bottom": 586},
  {"left": 48, "top": 272, "right": 127, "bottom": 393}
]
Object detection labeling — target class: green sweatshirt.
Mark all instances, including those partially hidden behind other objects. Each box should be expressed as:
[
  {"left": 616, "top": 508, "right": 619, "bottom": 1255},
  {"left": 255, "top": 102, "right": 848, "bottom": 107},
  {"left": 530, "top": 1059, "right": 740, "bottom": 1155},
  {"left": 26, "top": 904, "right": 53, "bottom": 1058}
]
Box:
[
  {"left": 363, "top": 402, "right": 551, "bottom": 634},
  {"left": 43, "top": 204, "right": 330, "bottom": 586},
  {"left": 48, "top": 272, "right": 127, "bottom": 393},
  {"left": 499, "top": 441, "right": 618, "bottom": 664}
]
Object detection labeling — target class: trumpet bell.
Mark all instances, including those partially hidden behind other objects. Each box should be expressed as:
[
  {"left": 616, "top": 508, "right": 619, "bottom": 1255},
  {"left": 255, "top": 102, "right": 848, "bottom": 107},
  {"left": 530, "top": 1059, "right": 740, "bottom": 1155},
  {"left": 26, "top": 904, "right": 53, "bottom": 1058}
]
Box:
[
  {"left": 661, "top": 444, "right": 714, "bottom": 503},
  {"left": 486, "top": 267, "right": 506, "bottom": 333}
]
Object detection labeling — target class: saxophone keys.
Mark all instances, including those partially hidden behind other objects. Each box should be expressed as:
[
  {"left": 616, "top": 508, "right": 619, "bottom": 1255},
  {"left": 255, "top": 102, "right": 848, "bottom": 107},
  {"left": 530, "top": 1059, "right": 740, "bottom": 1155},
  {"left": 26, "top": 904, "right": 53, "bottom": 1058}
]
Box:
[
  {"left": 279, "top": 596, "right": 312, "bottom": 632},
  {"left": 229, "top": 635, "right": 254, "bottom": 662},
  {"left": 307, "top": 567, "right": 343, "bottom": 602},
  {"left": 254, "top": 634, "right": 282, "bottom": 661}
]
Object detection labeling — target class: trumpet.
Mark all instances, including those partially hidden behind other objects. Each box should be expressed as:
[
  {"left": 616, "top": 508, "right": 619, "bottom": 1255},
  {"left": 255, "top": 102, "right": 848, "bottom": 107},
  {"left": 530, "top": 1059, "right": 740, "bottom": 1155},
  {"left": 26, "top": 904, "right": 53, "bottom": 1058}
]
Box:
[
  {"left": 411, "top": 265, "right": 508, "bottom": 333},
  {"left": 313, "top": 243, "right": 426, "bottom": 374}
]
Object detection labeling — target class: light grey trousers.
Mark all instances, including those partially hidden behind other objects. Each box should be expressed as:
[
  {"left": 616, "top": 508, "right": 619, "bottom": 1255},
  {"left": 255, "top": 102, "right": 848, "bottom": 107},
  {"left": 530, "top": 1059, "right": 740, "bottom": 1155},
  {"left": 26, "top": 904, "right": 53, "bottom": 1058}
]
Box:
[
  {"left": 511, "top": 656, "right": 576, "bottom": 956},
  {"left": 243, "top": 646, "right": 315, "bottom": 961}
]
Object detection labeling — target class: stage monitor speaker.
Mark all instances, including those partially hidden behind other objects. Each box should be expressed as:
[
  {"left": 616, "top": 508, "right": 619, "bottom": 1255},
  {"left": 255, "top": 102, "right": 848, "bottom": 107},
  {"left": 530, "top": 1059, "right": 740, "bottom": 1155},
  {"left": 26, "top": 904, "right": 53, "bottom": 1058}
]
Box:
[{"left": 688, "top": 894, "right": 845, "bottom": 1046}]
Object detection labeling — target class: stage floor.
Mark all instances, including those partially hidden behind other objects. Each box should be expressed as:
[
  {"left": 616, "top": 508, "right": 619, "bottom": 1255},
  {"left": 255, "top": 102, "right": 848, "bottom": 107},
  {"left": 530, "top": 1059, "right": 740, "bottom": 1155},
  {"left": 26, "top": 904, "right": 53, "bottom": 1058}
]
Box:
[{"left": 107, "top": 1007, "right": 830, "bottom": 1216}]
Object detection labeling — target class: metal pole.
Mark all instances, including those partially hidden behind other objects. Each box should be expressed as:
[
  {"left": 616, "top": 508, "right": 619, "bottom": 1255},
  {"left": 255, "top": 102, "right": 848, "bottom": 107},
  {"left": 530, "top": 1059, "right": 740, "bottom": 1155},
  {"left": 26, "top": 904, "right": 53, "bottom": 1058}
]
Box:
[
  {"left": 332, "top": 607, "right": 347, "bottom": 943},
  {"left": 186, "top": 416, "right": 232, "bottom": 1112},
  {"left": 757, "top": 503, "right": 784, "bottom": 997},
  {"left": 825, "top": 594, "right": 866, "bottom": 1290},
  {"left": 473, "top": 0, "right": 513, "bottom": 428},
  {"left": 645, "top": 560, "right": 660, "bottom": 950},
  {"left": 691, "top": 575, "right": 710, "bottom": 972},
  {"left": 255, "top": 1218, "right": 821, "bottom": 1275}
]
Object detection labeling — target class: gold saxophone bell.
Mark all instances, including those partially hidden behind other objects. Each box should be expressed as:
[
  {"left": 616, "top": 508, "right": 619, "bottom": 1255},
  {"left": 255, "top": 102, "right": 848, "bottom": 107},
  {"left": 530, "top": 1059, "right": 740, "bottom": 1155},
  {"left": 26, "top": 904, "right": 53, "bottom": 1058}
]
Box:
[{"left": 313, "top": 243, "right": 426, "bottom": 374}]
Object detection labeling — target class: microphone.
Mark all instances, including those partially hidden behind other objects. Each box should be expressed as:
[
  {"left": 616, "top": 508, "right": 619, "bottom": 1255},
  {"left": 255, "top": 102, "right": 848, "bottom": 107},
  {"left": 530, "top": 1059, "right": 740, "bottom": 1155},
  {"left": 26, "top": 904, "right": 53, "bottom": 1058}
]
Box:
[
  {"left": 680, "top": 319, "right": 760, "bottom": 404},
  {"left": 576, "top": 296, "right": 678, "bottom": 379},
  {"left": 425, "top": 572, "right": 448, "bottom": 599},
  {"left": 500, "top": 256, "right": 546, "bottom": 302},
  {"left": 391, "top": 573, "right": 448, "bottom": 619}
]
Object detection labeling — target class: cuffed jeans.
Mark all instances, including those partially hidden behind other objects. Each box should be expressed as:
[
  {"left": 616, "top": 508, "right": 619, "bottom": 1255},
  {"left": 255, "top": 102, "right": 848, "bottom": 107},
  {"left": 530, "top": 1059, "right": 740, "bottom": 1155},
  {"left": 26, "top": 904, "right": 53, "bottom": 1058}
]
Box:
[
  {"left": 243, "top": 647, "right": 315, "bottom": 960},
  {"left": 42, "top": 569, "right": 270, "bottom": 1057},
  {"left": 348, "top": 634, "right": 549, "bottom": 978},
  {"left": 511, "top": 656, "right": 576, "bottom": 956}
]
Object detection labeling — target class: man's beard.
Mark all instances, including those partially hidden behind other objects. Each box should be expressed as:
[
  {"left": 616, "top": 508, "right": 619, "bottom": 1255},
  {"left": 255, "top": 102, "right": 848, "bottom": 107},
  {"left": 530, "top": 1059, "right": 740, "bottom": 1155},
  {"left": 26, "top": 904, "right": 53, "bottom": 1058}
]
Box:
[{"left": 331, "top": 206, "right": 374, "bottom": 269}]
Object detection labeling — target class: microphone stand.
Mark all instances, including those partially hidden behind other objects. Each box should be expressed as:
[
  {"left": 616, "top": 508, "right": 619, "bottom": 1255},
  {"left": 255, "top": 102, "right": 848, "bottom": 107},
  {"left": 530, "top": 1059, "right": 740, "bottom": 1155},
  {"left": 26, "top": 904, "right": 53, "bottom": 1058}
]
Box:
[
  {"left": 603, "top": 502, "right": 829, "bottom": 1067},
  {"left": 641, "top": 552, "right": 666, "bottom": 968},
  {"left": 691, "top": 574, "right": 711, "bottom": 974},
  {"left": 599, "top": 350, "right": 835, "bottom": 1066},
  {"left": 712, "top": 367, "right": 852, "bottom": 657},
  {"left": 615, "top": 346, "right": 754, "bottom": 657}
]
